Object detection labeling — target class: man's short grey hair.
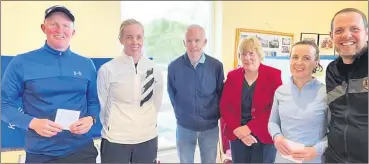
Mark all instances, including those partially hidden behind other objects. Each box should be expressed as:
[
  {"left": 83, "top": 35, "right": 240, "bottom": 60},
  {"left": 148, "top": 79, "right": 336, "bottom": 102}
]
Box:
[
  {"left": 330, "top": 8, "right": 368, "bottom": 32},
  {"left": 119, "top": 19, "right": 144, "bottom": 38},
  {"left": 185, "top": 24, "right": 207, "bottom": 39}
]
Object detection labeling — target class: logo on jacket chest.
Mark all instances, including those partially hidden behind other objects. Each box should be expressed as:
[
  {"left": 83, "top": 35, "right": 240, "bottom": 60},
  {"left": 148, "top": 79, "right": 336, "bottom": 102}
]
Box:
[
  {"left": 140, "top": 68, "right": 154, "bottom": 106},
  {"left": 73, "top": 71, "right": 82, "bottom": 76},
  {"left": 363, "top": 78, "right": 368, "bottom": 90}
]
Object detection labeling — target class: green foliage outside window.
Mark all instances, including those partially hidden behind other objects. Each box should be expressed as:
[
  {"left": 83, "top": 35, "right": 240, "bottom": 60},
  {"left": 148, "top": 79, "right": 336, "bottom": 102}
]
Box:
[{"left": 144, "top": 18, "right": 187, "bottom": 64}]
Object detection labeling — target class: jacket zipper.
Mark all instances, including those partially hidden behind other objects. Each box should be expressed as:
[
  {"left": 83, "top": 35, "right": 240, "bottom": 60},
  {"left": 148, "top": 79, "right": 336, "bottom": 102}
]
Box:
[
  {"left": 193, "top": 66, "right": 199, "bottom": 129},
  {"left": 135, "top": 64, "right": 137, "bottom": 74},
  {"left": 343, "top": 72, "right": 352, "bottom": 162},
  {"left": 58, "top": 52, "right": 62, "bottom": 75},
  {"left": 343, "top": 82, "right": 349, "bottom": 162},
  {"left": 345, "top": 66, "right": 356, "bottom": 162},
  {"left": 134, "top": 61, "right": 139, "bottom": 109}
]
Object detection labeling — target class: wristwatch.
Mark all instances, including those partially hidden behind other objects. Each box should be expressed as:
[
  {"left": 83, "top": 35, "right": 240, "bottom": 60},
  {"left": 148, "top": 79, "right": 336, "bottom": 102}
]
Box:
[{"left": 89, "top": 116, "right": 97, "bottom": 124}]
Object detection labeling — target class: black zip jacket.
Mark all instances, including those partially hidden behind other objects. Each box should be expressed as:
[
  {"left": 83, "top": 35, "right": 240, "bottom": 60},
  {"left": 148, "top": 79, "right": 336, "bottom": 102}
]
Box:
[{"left": 325, "top": 48, "right": 368, "bottom": 163}]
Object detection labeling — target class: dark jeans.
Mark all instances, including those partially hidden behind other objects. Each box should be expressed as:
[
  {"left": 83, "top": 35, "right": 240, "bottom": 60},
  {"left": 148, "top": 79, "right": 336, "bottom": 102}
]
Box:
[
  {"left": 100, "top": 137, "right": 158, "bottom": 163},
  {"left": 230, "top": 138, "right": 276, "bottom": 163},
  {"left": 25, "top": 141, "right": 98, "bottom": 163}
]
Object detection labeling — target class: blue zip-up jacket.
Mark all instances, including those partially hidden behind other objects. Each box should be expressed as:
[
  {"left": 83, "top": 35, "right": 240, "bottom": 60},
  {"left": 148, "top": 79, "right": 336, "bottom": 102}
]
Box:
[
  {"left": 167, "top": 53, "right": 224, "bottom": 131},
  {"left": 1, "top": 42, "right": 100, "bottom": 157}
]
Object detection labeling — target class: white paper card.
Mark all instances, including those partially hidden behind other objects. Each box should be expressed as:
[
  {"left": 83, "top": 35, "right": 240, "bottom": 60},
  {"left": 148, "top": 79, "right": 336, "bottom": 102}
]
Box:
[
  {"left": 281, "top": 139, "right": 305, "bottom": 163},
  {"left": 55, "top": 109, "right": 80, "bottom": 130}
]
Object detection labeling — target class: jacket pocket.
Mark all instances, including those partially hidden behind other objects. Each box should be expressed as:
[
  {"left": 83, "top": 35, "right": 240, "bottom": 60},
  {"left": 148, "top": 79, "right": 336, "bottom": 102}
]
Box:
[{"left": 200, "top": 73, "right": 217, "bottom": 96}]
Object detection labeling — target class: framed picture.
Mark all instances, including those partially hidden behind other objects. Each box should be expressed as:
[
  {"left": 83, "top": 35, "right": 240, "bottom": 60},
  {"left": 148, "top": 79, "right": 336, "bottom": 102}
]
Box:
[
  {"left": 318, "top": 34, "right": 335, "bottom": 56},
  {"left": 300, "top": 33, "right": 319, "bottom": 45},
  {"left": 234, "top": 28, "right": 294, "bottom": 68},
  {"left": 281, "top": 46, "right": 290, "bottom": 53},
  {"left": 282, "top": 38, "right": 291, "bottom": 45}
]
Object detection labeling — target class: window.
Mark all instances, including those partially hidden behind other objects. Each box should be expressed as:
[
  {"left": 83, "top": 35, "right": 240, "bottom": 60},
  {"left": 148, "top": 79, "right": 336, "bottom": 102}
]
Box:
[{"left": 121, "top": 1, "right": 214, "bottom": 150}]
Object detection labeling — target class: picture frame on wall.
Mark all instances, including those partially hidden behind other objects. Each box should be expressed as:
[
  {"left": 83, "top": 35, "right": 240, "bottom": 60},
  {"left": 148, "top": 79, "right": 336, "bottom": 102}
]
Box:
[
  {"left": 234, "top": 28, "right": 294, "bottom": 68},
  {"left": 318, "top": 34, "right": 335, "bottom": 56},
  {"left": 300, "top": 33, "right": 319, "bottom": 45}
]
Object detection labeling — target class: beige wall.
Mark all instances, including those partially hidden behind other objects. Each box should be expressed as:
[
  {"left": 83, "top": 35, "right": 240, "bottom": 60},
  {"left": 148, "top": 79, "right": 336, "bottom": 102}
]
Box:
[
  {"left": 2, "top": 1, "right": 367, "bottom": 70},
  {"left": 1, "top": 1, "right": 122, "bottom": 57},
  {"left": 221, "top": 1, "right": 368, "bottom": 73},
  {"left": 1, "top": 1, "right": 367, "bottom": 163}
]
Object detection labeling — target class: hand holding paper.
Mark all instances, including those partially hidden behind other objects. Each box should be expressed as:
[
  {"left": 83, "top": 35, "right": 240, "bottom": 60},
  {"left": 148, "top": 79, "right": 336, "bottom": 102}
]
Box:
[
  {"left": 291, "top": 147, "right": 318, "bottom": 162},
  {"left": 274, "top": 135, "right": 292, "bottom": 156},
  {"left": 29, "top": 118, "right": 63, "bottom": 137},
  {"left": 69, "top": 116, "right": 94, "bottom": 135},
  {"left": 281, "top": 139, "right": 305, "bottom": 163},
  {"left": 55, "top": 109, "right": 80, "bottom": 130}
]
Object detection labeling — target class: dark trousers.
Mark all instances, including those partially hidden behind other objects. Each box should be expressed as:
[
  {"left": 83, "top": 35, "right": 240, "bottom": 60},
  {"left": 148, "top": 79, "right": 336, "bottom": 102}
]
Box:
[
  {"left": 100, "top": 137, "right": 158, "bottom": 163},
  {"left": 324, "top": 148, "right": 341, "bottom": 163},
  {"left": 230, "top": 138, "right": 276, "bottom": 163},
  {"left": 324, "top": 148, "right": 367, "bottom": 163},
  {"left": 25, "top": 141, "right": 98, "bottom": 163}
]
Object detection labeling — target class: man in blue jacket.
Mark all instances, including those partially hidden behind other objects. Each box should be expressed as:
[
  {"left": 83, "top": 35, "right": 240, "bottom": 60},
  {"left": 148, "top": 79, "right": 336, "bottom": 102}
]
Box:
[
  {"left": 1, "top": 5, "right": 99, "bottom": 163},
  {"left": 167, "top": 24, "right": 224, "bottom": 163}
]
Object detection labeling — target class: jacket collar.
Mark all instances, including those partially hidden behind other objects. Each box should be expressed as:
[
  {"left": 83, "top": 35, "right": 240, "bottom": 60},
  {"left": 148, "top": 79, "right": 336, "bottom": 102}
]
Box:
[
  {"left": 42, "top": 41, "right": 72, "bottom": 56},
  {"left": 121, "top": 50, "right": 143, "bottom": 64},
  {"left": 183, "top": 52, "right": 206, "bottom": 66},
  {"left": 289, "top": 76, "right": 318, "bottom": 90}
]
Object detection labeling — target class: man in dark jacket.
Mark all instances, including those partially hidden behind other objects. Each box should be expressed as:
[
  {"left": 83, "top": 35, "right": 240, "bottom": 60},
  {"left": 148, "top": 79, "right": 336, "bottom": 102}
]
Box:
[
  {"left": 325, "top": 8, "right": 368, "bottom": 163},
  {"left": 167, "top": 24, "right": 224, "bottom": 163}
]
